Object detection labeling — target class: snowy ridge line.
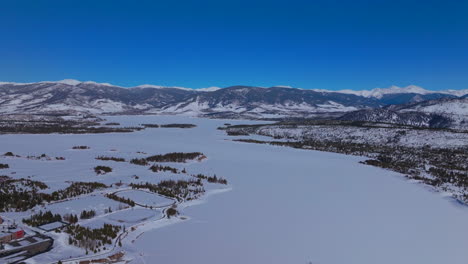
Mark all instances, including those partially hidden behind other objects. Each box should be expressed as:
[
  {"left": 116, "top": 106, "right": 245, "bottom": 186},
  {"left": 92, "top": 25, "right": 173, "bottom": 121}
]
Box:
[
  {"left": 0, "top": 79, "right": 220, "bottom": 91},
  {"left": 1, "top": 79, "right": 467, "bottom": 97}
]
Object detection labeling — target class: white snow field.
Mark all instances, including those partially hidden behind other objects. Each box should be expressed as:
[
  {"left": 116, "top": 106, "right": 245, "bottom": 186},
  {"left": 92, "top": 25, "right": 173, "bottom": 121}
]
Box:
[
  {"left": 1, "top": 115, "right": 468, "bottom": 264},
  {"left": 116, "top": 189, "right": 175, "bottom": 208}
]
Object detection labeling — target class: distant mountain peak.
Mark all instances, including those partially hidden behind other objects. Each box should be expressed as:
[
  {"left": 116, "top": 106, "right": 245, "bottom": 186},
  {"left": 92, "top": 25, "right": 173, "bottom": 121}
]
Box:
[
  {"left": 334, "top": 85, "right": 428, "bottom": 98},
  {"left": 53, "top": 79, "right": 82, "bottom": 85},
  {"left": 334, "top": 85, "right": 468, "bottom": 98}
]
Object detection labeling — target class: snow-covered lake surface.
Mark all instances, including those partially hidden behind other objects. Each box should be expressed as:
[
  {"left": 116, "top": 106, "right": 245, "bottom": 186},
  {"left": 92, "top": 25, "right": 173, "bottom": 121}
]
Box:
[{"left": 2, "top": 115, "right": 468, "bottom": 264}]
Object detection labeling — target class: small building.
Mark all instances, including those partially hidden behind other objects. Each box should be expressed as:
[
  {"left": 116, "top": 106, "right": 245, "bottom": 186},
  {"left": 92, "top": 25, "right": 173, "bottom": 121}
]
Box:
[{"left": 0, "top": 228, "right": 24, "bottom": 243}]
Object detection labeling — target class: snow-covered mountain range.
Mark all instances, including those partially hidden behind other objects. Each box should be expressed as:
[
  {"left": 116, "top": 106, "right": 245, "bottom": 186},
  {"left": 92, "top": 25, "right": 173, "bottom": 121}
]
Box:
[
  {"left": 0, "top": 80, "right": 467, "bottom": 119},
  {"left": 326, "top": 85, "right": 468, "bottom": 98}
]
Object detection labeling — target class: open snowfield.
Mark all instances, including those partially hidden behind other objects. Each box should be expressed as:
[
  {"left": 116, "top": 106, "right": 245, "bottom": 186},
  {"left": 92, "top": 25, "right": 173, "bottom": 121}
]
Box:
[
  {"left": 83, "top": 208, "right": 162, "bottom": 229},
  {"left": 116, "top": 189, "right": 175, "bottom": 208},
  {"left": 1, "top": 115, "right": 468, "bottom": 264},
  {"left": 44, "top": 194, "right": 123, "bottom": 216}
]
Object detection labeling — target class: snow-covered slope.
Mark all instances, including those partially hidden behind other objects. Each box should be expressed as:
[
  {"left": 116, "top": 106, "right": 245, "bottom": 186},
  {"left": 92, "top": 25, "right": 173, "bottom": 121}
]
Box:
[
  {"left": 0, "top": 81, "right": 378, "bottom": 117},
  {"left": 332, "top": 85, "right": 468, "bottom": 98},
  {"left": 339, "top": 98, "right": 468, "bottom": 130},
  {"left": 339, "top": 109, "right": 452, "bottom": 128},
  {"left": 397, "top": 98, "right": 468, "bottom": 116}
]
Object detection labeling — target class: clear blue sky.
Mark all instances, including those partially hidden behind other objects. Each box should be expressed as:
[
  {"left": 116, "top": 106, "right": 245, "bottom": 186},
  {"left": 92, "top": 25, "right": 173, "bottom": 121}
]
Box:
[{"left": 1, "top": 0, "right": 467, "bottom": 90}]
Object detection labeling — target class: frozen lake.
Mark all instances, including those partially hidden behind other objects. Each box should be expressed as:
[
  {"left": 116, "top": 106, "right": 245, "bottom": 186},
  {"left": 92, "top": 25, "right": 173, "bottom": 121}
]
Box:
[{"left": 2, "top": 115, "right": 468, "bottom": 264}]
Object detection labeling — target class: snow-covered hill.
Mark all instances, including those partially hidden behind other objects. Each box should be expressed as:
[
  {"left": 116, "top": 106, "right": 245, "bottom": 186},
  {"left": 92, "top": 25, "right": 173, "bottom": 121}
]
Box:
[
  {"left": 339, "top": 98, "right": 468, "bottom": 130},
  {"left": 339, "top": 109, "right": 452, "bottom": 128},
  {"left": 396, "top": 98, "right": 468, "bottom": 116},
  {"left": 330, "top": 85, "right": 468, "bottom": 98}
]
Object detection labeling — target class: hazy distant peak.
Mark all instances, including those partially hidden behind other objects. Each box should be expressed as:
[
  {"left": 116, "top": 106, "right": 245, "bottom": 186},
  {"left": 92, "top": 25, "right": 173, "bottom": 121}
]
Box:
[{"left": 197, "top": 86, "right": 221, "bottom": 92}]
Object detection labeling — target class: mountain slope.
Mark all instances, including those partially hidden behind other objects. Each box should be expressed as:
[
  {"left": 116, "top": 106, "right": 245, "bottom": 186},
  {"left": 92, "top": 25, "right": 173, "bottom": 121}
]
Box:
[
  {"left": 394, "top": 97, "right": 468, "bottom": 116},
  {"left": 339, "top": 109, "right": 452, "bottom": 128}
]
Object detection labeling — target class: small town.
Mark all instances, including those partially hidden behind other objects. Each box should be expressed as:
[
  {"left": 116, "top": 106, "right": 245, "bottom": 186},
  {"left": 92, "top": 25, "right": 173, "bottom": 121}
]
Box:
[{"left": 1, "top": 215, "right": 53, "bottom": 263}]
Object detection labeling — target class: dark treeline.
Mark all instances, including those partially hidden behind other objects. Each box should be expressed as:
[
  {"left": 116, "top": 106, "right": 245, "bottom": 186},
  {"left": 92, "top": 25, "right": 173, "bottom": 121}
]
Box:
[
  {"left": 141, "top": 123, "right": 196, "bottom": 129},
  {"left": 141, "top": 124, "right": 160, "bottom": 128},
  {"left": 63, "top": 213, "right": 79, "bottom": 224},
  {"left": 0, "top": 180, "right": 107, "bottom": 212},
  {"left": 146, "top": 152, "right": 204, "bottom": 163},
  {"left": 0, "top": 163, "right": 9, "bottom": 169},
  {"left": 193, "top": 173, "right": 228, "bottom": 184},
  {"left": 50, "top": 182, "right": 108, "bottom": 201},
  {"left": 130, "top": 158, "right": 149, "bottom": 166},
  {"left": 106, "top": 193, "right": 136, "bottom": 207},
  {"left": 25, "top": 153, "right": 65, "bottom": 160},
  {"left": 130, "top": 179, "right": 205, "bottom": 201},
  {"left": 129, "top": 152, "right": 205, "bottom": 168},
  {"left": 80, "top": 209, "right": 97, "bottom": 219},
  {"left": 226, "top": 130, "right": 249, "bottom": 136},
  {"left": 160, "top": 123, "right": 196, "bottom": 128},
  {"left": 96, "top": 156, "right": 125, "bottom": 162},
  {"left": 149, "top": 164, "right": 178, "bottom": 173},
  {"left": 0, "top": 121, "right": 143, "bottom": 134},
  {"left": 72, "top": 146, "right": 90, "bottom": 150},
  {"left": 23, "top": 210, "right": 62, "bottom": 227}
]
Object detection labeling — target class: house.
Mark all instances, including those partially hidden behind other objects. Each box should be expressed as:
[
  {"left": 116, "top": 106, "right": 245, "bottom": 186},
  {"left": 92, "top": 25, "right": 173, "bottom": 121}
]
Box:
[{"left": 0, "top": 228, "right": 24, "bottom": 243}]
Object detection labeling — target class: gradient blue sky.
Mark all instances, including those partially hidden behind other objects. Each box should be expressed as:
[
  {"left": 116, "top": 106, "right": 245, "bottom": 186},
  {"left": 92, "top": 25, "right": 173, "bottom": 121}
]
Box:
[{"left": 1, "top": 0, "right": 467, "bottom": 90}]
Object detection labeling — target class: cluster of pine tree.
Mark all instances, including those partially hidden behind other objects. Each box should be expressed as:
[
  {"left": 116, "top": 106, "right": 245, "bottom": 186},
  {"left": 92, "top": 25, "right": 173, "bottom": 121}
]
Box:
[
  {"left": 0, "top": 180, "right": 106, "bottom": 212},
  {"left": 130, "top": 158, "right": 149, "bottom": 166},
  {"left": 149, "top": 164, "right": 179, "bottom": 173},
  {"left": 48, "top": 182, "right": 108, "bottom": 201},
  {"left": 160, "top": 123, "right": 196, "bottom": 128},
  {"left": 63, "top": 213, "right": 79, "bottom": 224},
  {"left": 66, "top": 223, "right": 121, "bottom": 252},
  {"left": 0, "top": 120, "right": 143, "bottom": 134},
  {"left": 24, "top": 153, "right": 65, "bottom": 161},
  {"left": 130, "top": 179, "right": 205, "bottom": 201},
  {"left": 106, "top": 193, "right": 136, "bottom": 207},
  {"left": 94, "top": 165, "right": 113, "bottom": 175},
  {"left": 22, "top": 210, "right": 62, "bottom": 227},
  {"left": 72, "top": 146, "right": 90, "bottom": 149},
  {"left": 80, "top": 209, "right": 97, "bottom": 219},
  {"left": 166, "top": 206, "right": 178, "bottom": 218},
  {"left": 194, "top": 173, "right": 228, "bottom": 184},
  {"left": 141, "top": 123, "right": 160, "bottom": 128},
  {"left": 0, "top": 178, "right": 49, "bottom": 211},
  {"left": 95, "top": 156, "right": 125, "bottom": 162},
  {"left": 146, "top": 152, "right": 204, "bottom": 163}
]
